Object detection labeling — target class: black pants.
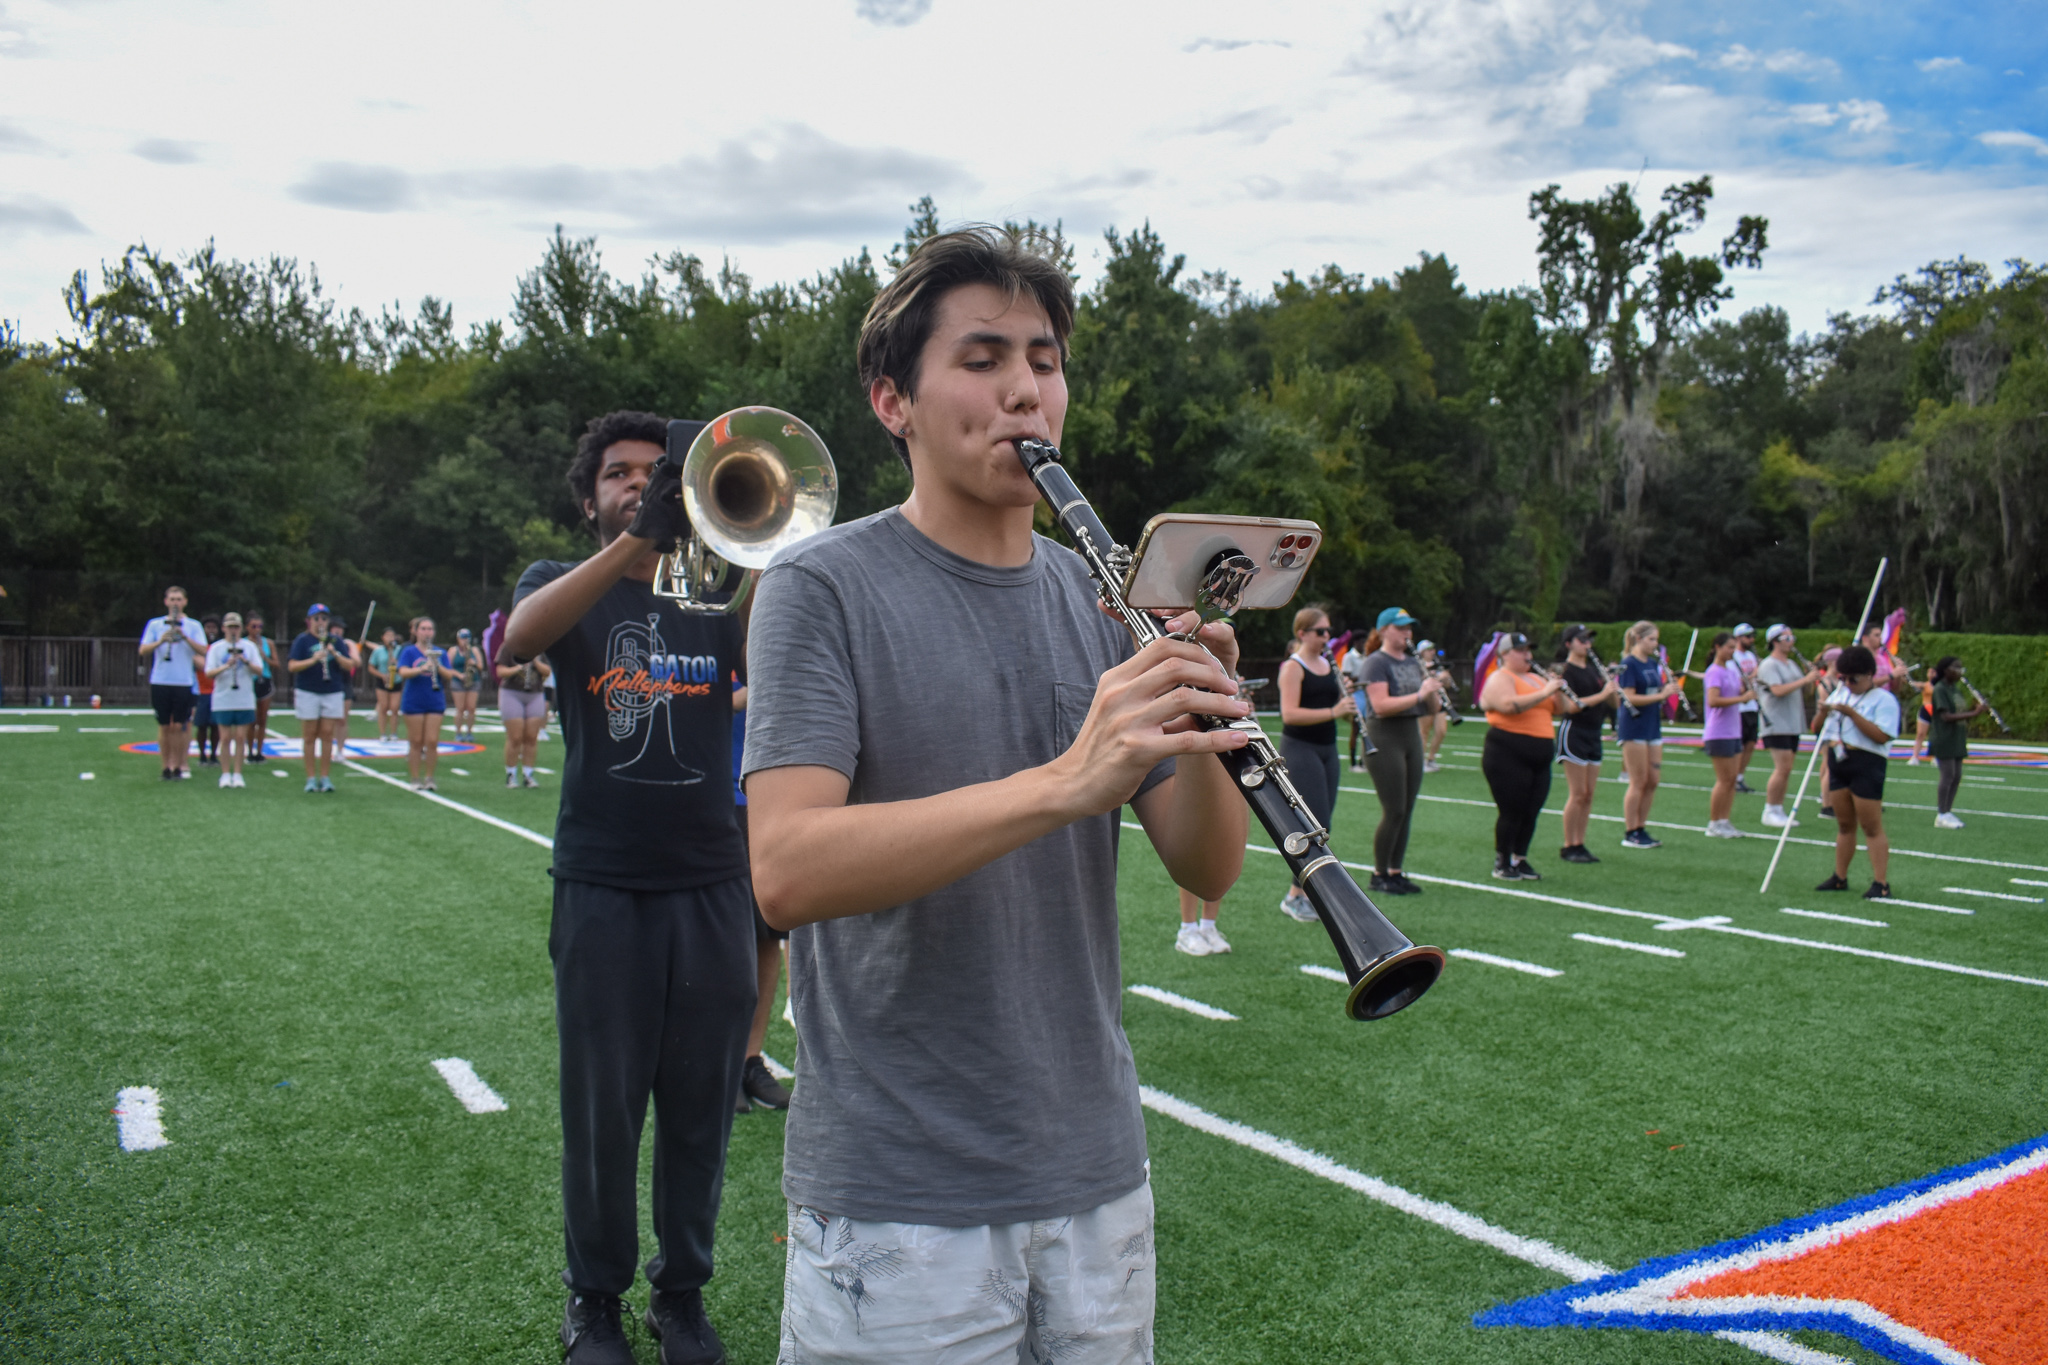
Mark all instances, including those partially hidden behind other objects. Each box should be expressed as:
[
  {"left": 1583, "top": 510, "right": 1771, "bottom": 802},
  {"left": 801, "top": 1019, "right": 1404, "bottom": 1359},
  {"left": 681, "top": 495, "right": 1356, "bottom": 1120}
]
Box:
[
  {"left": 1279, "top": 735, "right": 1340, "bottom": 833},
  {"left": 1936, "top": 757, "right": 1963, "bottom": 814},
  {"left": 1482, "top": 729, "right": 1554, "bottom": 858},
  {"left": 551, "top": 875, "right": 758, "bottom": 1297},
  {"left": 1363, "top": 719, "right": 1425, "bottom": 873}
]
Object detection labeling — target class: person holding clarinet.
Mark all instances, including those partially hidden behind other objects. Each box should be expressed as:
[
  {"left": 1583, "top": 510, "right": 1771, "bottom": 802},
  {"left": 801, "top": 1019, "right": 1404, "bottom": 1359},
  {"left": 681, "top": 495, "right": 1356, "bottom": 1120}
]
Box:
[
  {"left": 1615, "top": 621, "right": 1682, "bottom": 849},
  {"left": 1927, "top": 656, "right": 1983, "bottom": 829}
]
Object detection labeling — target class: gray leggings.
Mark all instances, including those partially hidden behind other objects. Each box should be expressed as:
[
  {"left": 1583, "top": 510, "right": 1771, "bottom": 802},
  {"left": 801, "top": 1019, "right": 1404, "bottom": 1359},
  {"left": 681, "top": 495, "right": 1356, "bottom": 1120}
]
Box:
[
  {"left": 1937, "top": 758, "right": 1964, "bottom": 814},
  {"left": 1279, "top": 734, "right": 1341, "bottom": 837},
  {"left": 1362, "top": 719, "right": 1425, "bottom": 873}
]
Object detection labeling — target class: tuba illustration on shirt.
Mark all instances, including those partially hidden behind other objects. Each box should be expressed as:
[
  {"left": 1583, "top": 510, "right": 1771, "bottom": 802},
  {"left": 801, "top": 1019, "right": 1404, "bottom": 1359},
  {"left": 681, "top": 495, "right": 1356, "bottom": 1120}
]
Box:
[{"left": 599, "top": 614, "right": 709, "bottom": 785}]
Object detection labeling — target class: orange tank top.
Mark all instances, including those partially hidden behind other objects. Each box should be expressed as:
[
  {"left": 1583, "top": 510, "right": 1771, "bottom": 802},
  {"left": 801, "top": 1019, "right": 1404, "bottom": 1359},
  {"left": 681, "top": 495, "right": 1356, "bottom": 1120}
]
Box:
[{"left": 1487, "top": 668, "right": 1557, "bottom": 739}]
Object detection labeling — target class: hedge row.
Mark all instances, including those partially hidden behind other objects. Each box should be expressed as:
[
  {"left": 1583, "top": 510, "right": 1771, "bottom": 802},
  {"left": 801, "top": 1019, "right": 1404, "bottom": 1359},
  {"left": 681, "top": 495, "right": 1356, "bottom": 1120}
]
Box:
[{"left": 1522, "top": 623, "right": 2048, "bottom": 742}]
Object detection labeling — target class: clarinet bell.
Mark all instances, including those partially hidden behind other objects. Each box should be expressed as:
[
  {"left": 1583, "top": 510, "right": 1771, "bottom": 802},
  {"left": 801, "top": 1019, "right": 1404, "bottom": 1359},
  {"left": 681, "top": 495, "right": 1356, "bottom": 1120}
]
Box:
[{"left": 1301, "top": 859, "right": 1444, "bottom": 1019}]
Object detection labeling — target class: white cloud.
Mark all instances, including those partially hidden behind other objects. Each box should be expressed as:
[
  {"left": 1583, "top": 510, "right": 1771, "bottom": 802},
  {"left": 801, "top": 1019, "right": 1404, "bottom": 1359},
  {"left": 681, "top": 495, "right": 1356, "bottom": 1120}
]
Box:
[
  {"left": 1709, "top": 44, "right": 1838, "bottom": 78},
  {"left": 1784, "top": 100, "right": 1890, "bottom": 135},
  {"left": 854, "top": 0, "right": 929, "bottom": 26},
  {"left": 1916, "top": 56, "right": 1965, "bottom": 73},
  {"left": 1980, "top": 129, "right": 2048, "bottom": 157},
  {"left": 0, "top": 196, "right": 88, "bottom": 235},
  {"left": 133, "top": 139, "right": 203, "bottom": 165}
]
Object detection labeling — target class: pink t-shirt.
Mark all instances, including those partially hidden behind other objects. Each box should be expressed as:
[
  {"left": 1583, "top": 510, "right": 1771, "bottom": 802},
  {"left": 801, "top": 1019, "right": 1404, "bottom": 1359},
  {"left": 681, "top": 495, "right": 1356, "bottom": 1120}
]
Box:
[{"left": 1704, "top": 661, "right": 1744, "bottom": 741}]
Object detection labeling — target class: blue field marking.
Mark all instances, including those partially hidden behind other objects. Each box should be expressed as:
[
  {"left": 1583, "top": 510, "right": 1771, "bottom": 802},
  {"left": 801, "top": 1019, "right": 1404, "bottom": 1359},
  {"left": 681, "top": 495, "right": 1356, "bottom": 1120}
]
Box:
[{"left": 1475, "top": 1130, "right": 2048, "bottom": 1363}]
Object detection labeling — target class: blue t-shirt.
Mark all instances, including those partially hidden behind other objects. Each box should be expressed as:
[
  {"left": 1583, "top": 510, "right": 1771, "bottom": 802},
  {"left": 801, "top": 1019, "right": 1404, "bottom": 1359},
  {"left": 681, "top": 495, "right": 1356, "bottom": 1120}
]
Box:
[
  {"left": 290, "top": 632, "right": 350, "bottom": 694},
  {"left": 398, "top": 644, "right": 447, "bottom": 713},
  {"left": 1616, "top": 653, "right": 1665, "bottom": 742}
]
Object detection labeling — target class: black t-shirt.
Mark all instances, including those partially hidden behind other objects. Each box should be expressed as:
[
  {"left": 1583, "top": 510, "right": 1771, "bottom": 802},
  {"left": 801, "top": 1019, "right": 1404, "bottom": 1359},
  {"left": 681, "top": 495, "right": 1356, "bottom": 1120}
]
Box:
[
  {"left": 1562, "top": 661, "right": 1610, "bottom": 732},
  {"left": 514, "top": 560, "right": 747, "bottom": 891}
]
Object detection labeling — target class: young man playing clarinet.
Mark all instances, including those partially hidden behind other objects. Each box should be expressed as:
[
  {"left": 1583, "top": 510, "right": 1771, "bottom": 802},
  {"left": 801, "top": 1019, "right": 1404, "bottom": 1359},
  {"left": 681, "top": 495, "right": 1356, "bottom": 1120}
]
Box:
[
  {"left": 745, "top": 226, "right": 1249, "bottom": 1363},
  {"left": 503, "top": 411, "right": 756, "bottom": 1365}
]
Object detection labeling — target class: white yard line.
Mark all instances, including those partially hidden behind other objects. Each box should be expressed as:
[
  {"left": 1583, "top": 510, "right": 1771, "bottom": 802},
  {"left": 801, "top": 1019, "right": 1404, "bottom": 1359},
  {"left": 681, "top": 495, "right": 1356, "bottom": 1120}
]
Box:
[
  {"left": 1299, "top": 964, "right": 1348, "bottom": 984},
  {"left": 2015, "top": 878, "right": 2048, "bottom": 889},
  {"left": 430, "top": 1058, "right": 508, "bottom": 1113},
  {"left": 1699, "top": 924, "right": 2048, "bottom": 988},
  {"left": 1136, "top": 1086, "right": 1847, "bottom": 1365},
  {"left": 1943, "top": 885, "right": 2044, "bottom": 904},
  {"left": 1883, "top": 898, "right": 1973, "bottom": 916},
  {"left": 338, "top": 758, "right": 555, "bottom": 850},
  {"left": 1572, "top": 933, "right": 1686, "bottom": 959},
  {"left": 1780, "top": 908, "right": 1888, "bottom": 928},
  {"left": 114, "top": 1086, "right": 168, "bottom": 1151},
  {"left": 1447, "top": 949, "right": 1561, "bottom": 977},
  {"left": 1128, "top": 985, "right": 1239, "bottom": 1021}
]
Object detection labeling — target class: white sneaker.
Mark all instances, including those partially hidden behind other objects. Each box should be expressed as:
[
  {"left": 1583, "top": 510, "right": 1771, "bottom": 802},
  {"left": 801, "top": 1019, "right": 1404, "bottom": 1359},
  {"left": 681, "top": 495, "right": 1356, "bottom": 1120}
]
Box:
[
  {"left": 218, "top": 773, "right": 232, "bottom": 789},
  {"left": 1200, "top": 922, "right": 1232, "bottom": 954},
  {"left": 1175, "top": 924, "right": 1214, "bottom": 956},
  {"left": 1907, "top": 756, "right": 1921, "bottom": 766},
  {"left": 232, "top": 773, "right": 245, "bottom": 788},
  {"left": 1705, "top": 819, "right": 1743, "bottom": 838},
  {"left": 1423, "top": 759, "right": 1443, "bottom": 774},
  {"left": 1279, "top": 891, "right": 1319, "bottom": 923},
  {"left": 1759, "top": 805, "right": 1797, "bottom": 828},
  {"left": 1934, "top": 812, "right": 1965, "bottom": 829}
]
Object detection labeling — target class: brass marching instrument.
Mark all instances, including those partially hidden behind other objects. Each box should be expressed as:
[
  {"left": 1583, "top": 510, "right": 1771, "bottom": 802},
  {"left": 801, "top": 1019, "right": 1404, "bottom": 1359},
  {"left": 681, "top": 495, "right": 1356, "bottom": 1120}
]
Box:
[
  {"left": 653, "top": 407, "right": 839, "bottom": 613},
  {"left": 1015, "top": 437, "right": 1442, "bottom": 1021}
]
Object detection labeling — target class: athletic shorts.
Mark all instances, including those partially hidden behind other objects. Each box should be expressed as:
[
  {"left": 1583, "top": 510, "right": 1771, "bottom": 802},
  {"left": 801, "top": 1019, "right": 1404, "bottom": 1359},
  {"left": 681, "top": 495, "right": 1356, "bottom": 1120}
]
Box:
[
  {"left": 1558, "top": 725, "right": 1603, "bottom": 766},
  {"left": 212, "top": 708, "right": 256, "bottom": 728},
  {"left": 732, "top": 808, "right": 786, "bottom": 941},
  {"left": 1827, "top": 747, "right": 1887, "bottom": 802},
  {"left": 150, "top": 684, "right": 195, "bottom": 726},
  {"left": 499, "top": 688, "right": 547, "bottom": 722},
  {"left": 400, "top": 695, "right": 446, "bottom": 716},
  {"left": 1740, "top": 712, "right": 1758, "bottom": 745},
  {"left": 779, "top": 1181, "right": 1154, "bottom": 1364},
  {"left": 193, "top": 694, "right": 212, "bottom": 727},
  {"left": 1762, "top": 733, "right": 1800, "bottom": 752},
  {"left": 295, "top": 690, "right": 347, "bottom": 721},
  {"left": 378, "top": 681, "right": 403, "bottom": 695},
  {"left": 449, "top": 684, "right": 479, "bottom": 694},
  {"left": 1615, "top": 709, "right": 1662, "bottom": 744},
  {"left": 1703, "top": 737, "right": 1743, "bottom": 758},
  {"left": 1918, "top": 705, "right": 1933, "bottom": 725}
]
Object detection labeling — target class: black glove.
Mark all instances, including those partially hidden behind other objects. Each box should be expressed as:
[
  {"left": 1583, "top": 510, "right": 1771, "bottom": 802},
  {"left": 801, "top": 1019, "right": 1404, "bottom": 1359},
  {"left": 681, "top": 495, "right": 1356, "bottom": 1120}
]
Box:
[{"left": 626, "top": 454, "right": 689, "bottom": 553}]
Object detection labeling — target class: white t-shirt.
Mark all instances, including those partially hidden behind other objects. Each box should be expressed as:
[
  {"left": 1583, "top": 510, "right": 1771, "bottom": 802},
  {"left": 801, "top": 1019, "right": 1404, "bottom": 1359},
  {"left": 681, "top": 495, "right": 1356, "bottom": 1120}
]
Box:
[
  {"left": 1733, "top": 647, "right": 1761, "bottom": 714},
  {"left": 142, "top": 616, "right": 208, "bottom": 687},
  {"left": 1820, "top": 683, "right": 1900, "bottom": 757},
  {"left": 205, "top": 639, "right": 264, "bottom": 712}
]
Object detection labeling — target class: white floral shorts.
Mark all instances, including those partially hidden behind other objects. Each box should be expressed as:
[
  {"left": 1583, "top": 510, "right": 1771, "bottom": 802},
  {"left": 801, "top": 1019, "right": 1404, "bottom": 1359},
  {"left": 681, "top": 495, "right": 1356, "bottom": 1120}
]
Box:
[{"left": 778, "top": 1181, "right": 1155, "bottom": 1365}]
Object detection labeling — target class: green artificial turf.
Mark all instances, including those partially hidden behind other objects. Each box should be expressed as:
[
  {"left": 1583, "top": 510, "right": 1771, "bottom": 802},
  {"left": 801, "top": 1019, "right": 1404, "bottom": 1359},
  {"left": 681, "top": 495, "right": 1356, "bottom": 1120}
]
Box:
[{"left": 3, "top": 712, "right": 2044, "bottom": 1363}]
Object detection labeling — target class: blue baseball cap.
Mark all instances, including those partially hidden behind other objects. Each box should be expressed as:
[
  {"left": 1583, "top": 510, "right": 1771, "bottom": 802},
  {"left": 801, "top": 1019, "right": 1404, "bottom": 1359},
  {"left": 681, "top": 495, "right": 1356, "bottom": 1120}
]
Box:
[
  {"left": 1377, "top": 607, "right": 1418, "bottom": 629},
  {"left": 305, "top": 602, "right": 330, "bottom": 617}
]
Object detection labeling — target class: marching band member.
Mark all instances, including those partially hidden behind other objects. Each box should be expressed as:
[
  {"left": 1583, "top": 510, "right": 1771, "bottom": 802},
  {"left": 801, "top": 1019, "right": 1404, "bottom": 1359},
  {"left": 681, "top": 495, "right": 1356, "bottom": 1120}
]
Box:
[
  {"left": 1615, "top": 621, "right": 1682, "bottom": 848},
  {"left": 1357, "top": 607, "right": 1443, "bottom": 895},
  {"left": 1556, "top": 625, "right": 1618, "bottom": 863},
  {"left": 1702, "top": 632, "right": 1757, "bottom": 838},
  {"left": 1479, "top": 632, "right": 1578, "bottom": 880},
  {"left": 1755, "top": 624, "right": 1823, "bottom": 827},
  {"left": 1812, "top": 644, "right": 1901, "bottom": 900}
]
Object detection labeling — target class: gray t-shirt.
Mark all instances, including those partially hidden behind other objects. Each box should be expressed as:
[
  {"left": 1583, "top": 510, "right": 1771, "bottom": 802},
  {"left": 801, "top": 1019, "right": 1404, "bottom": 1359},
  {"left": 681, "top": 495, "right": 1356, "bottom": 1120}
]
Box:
[
  {"left": 742, "top": 508, "right": 1171, "bottom": 1226},
  {"left": 1756, "top": 655, "right": 1806, "bottom": 736},
  {"left": 1358, "top": 650, "right": 1426, "bottom": 724}
]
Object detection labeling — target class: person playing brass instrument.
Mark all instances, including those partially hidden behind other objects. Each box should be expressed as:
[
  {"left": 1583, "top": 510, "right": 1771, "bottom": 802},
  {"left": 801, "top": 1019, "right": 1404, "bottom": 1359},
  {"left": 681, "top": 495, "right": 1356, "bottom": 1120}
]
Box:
[{"left": 745, "top": 226, "right": 1250, "bottom": 1363}]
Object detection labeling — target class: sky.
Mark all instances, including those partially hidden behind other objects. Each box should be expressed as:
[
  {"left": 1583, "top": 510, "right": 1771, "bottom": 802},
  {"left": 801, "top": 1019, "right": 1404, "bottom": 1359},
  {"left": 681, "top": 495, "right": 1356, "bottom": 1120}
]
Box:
[{"left": 2, "top": 0, "right": 2044, "bottom": 345}]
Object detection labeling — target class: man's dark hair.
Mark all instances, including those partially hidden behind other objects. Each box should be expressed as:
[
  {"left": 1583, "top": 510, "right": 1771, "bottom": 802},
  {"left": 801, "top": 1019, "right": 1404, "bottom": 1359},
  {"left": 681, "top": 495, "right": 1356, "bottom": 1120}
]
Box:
[
  {"left": 567, "top": 410, "right": 668, "bottom": 528},
  {"left": 1837, "top": 644, "right": 1877, "bottom": 678},
  {"left": 857, "top": 225, "right": 1075, "bottom": 470}
]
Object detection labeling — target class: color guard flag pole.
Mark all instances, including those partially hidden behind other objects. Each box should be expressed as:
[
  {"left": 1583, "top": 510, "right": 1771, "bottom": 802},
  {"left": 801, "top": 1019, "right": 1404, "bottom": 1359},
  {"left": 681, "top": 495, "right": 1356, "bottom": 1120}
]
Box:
[{"left": 1759, "top": 558, "right": 1887, "bottom": 895}]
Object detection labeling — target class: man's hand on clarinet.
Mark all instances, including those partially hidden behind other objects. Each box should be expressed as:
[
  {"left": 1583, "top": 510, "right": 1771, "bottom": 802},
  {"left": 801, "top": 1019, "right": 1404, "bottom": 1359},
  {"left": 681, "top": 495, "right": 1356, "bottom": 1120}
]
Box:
[{"left": 1052, "top": 631, "right": 1251, "bottom": 819}]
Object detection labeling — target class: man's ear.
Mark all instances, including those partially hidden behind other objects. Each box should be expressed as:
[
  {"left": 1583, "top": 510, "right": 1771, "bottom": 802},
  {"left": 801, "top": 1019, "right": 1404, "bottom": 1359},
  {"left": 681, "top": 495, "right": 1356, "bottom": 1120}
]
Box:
[
  {"left": 870, "top": 377, "right": 909, "bottom": 436},
  {"left": 582, "top": 496, "right": 598, "bottom": 524}
]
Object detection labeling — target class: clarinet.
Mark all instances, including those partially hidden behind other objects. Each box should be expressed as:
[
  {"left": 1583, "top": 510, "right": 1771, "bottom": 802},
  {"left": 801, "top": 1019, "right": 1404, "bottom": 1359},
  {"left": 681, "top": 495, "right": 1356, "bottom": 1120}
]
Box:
[
  {"left": 1015, "top": 438, "right": 1442, "bottom": 1020},
  {"left": 1962, "top": 677, "right": 2011, "bottom": 733}
]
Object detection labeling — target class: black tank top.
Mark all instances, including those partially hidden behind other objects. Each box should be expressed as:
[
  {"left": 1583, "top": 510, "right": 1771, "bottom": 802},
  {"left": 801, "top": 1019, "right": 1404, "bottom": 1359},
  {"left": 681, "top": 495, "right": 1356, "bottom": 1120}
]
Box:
[{"left": 1283, "top": 656, "right": 1342, "bottom": 746}]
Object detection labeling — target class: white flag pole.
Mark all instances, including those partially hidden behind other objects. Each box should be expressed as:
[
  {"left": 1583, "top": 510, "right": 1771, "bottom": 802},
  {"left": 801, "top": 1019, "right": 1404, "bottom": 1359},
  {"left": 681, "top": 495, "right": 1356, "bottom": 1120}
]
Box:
[{"left": 1759, "top": 558, "right": 1887, "bottom": 894}]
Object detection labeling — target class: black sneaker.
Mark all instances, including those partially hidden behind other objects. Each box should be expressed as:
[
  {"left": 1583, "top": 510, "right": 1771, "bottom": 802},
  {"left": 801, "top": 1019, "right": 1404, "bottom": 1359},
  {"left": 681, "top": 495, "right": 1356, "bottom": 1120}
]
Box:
[
  {"left": 1389, "top": 873, "right": 1422, "bottom": 896},
  {"left": 1863, "top": 881, "right": 1893, "bottom": 901},
  {"left": 1511, "top": 859, "right": 1541, "bottom": 882},
  {"left": 1734, "top": 776, "right": 1754, "bottom": 794},
  {"left": 1369, "top": 873, "right": 1391, "bottom": 893},
  {"left": 644, "top": 1288, "right": 727, "bottom": 1365},
  {"left": 1621, "top": 828, "right": 1661, "bottom": 849},
  {"left": 561, "top": 1292, "right": 635, "bottom": 1365},
  {"left": 1815, "top": 874, "right": 1850, "bottom": 892},
  {"left": 1491, "top": 853, "right": 1515, "bottom": 881},
  {"left": 741, "top": 1055, "right": 790, "bottom": 1111},
  {"left": 1559, "top": 845, "right": 1599, "bottom": 864}
]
